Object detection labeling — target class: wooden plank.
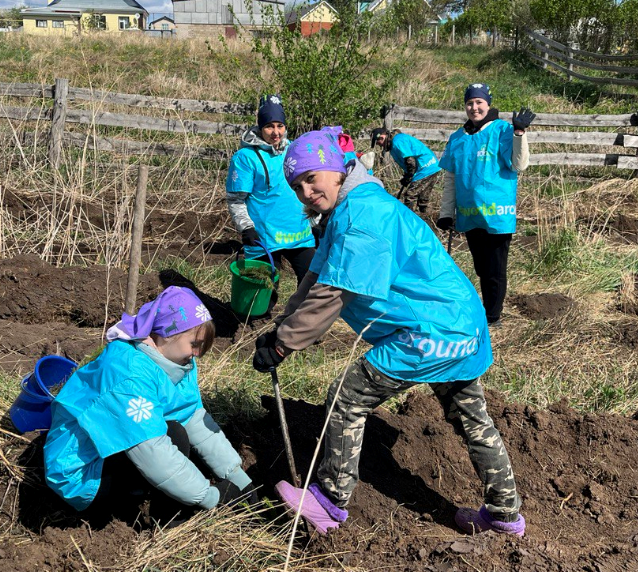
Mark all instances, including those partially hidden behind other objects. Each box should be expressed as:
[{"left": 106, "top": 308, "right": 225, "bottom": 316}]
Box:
[
  {"left": 528, "top": 152, "right": 619, "bottom": 166},
  {"left": 0, "top": 82, "right": 53, "bottom": 98},
  {"left": 0, "top": 80, "right": 254, "bottom": 115},
  {"left": 400, "top": 128, "right": 627, "bottom": 147},
  {"left": 66, "top": 87, "right": 256, "bottom": 115},
  {"left": 529, "top": 38, "right": 638, "bottom": 74},
  {"left": 617, "top": 155, "right": 638, "bottom": 169},
  {"left": 60, "top": 132, "right": 228, "bottom": 159},
  {"left": 392, "top": 105, "right": 637, "bottom": 127},
  {"left": 527, "top": 52, "right": 638, "bottom": 87},
  {"left": 526, "top": 29, "right": 638, "bottom": 62},
  {"left": 0, "top": 105, "right": 51, "bottom": 121},
  {"left": 64, "top": 108, "right": 247, "bottom": 135}
]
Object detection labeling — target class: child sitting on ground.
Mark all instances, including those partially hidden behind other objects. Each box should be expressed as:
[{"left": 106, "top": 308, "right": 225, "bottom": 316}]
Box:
[{"left": 44, "top": 286, "right": 256, "bottom": 520}]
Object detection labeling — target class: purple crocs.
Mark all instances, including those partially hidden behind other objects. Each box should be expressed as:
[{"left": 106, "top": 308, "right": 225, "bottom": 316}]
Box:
[
  {"left": 455, "top": 506, "right": 526, "bottom": 537},
  {"left": 275, "top": 480, "right": 340, "bottom": 535},
  {"left": 308, "top": 483, "right": 348, "bottom": 523}
]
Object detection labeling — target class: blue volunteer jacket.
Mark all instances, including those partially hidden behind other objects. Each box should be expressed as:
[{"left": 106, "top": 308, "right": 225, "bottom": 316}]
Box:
[
  {"left": 390, "top": 133, "right": 441, "bottom": 181},
  {"left": 439, "top": 119, "right": 518, "bottom": 234},
  {"left": 226, "top": 135, "right": 314, "bottom": 258},
  {"left": 309, "top": 166, "right": 492, "bottom": 383}
]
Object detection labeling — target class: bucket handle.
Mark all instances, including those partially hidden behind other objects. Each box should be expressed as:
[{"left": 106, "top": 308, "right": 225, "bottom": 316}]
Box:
[
  {"left": 235, "top": 240, "right": 277, "bottom": 281},
  {"left": 20, "top": 376, "right": 53, "bottom": 402}
]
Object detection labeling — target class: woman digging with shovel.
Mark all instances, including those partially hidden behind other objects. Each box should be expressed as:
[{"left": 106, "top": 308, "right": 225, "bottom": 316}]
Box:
[
  {"left": 252, "top": 128, "right": 526, "bottom": 537},
  {"left": 44, "top": 286, "right": 257, "bottom": 522}
]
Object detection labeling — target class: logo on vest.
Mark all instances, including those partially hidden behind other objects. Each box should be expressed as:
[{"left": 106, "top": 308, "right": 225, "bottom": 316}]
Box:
[
  {"left": 476, "top": 145, "right": 490, "bottom": 161},
  {"left": 458, "top": 202, "right": 516, "bottom": 217},
  {"left": 397, "top": 329, "right": 481, "bottom": 359},
  {"left": 127, "top": 397, "right": 154, "bottom": 423}
]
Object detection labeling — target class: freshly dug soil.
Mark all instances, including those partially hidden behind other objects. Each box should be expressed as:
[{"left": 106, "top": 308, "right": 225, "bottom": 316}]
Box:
[
  {"left": 510, "top": 292, "right": 575, "bottom": 321},
  {"left": 1, "top": 389, "right": 637, "bottom": 571},
  {"left": 0, "top": 254, "right": 163, "bottom": 328}
]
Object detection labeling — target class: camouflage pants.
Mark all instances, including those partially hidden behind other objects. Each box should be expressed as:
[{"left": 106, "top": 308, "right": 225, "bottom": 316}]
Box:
[
  {"left": 317, "top": 358, "right": 521, "bottom": 521},
  {"left": 400, "top": 172, "right": 440, "bottom": 213}
]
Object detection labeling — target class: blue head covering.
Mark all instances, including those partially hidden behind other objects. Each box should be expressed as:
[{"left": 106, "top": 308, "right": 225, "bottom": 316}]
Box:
[
  {"left": 284, "top": 128, "right": 346, "bottom": 184},
  {"left": 258, "top": 94, "right": 286, "bottom": 129},
  {"left": 464, "top": 83, "right": 492, "bottom": 105}
]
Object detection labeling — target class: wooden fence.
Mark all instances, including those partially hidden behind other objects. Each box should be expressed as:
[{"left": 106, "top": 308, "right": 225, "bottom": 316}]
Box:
[
  {"left": 1, "top": 78, "right": 638, "bottom": 170},
  {"left": 383, "top": 105, "right": 638, "bottom": 170},
  {"left": 525, "top": 29, "right": 638, "bottom": 87}
]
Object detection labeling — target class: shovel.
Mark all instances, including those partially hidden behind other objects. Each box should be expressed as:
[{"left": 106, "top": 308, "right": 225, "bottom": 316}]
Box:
[
  {"left": 447, "top": 228, "right": 454, "bottom": 255},
  {"left": 270, "top": 368, "right": 301, "bottom": 487}
]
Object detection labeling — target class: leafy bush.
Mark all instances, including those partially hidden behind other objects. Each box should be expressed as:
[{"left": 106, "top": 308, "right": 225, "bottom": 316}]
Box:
[{"left": 217, "top": 2, "right": 406, "bottom": 136}]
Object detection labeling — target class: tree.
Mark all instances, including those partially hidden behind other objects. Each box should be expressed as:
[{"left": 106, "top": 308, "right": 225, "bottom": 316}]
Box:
[
  {"left": 219, "top": 2, "right": 406, "bottom": 136},
  {"left": 0, "top": 7, "right": 24, "bottom": 28}
]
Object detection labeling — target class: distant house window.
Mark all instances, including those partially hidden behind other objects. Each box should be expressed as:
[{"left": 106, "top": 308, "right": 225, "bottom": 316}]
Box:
[
  {"left": 118, "top": 17, "right": 130, "bottom": 30},
  {"left": 52, "top": 20, "right": 64, "bottom": 28},
  {"left": 36, "top": 20, "right": 47, "bottom": 28},
  {"left": 161, "top": 23, "right": 169, "bottom": 30}
]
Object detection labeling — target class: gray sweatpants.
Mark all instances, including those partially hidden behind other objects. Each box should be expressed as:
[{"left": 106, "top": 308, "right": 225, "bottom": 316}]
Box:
[{"left": 316, "top": 357, "right": 521, "bottom": 521}]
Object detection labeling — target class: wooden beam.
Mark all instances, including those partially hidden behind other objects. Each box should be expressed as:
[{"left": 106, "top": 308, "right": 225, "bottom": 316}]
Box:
[{"left": 526, "top": 29, "right": 638, "bottom": 62}]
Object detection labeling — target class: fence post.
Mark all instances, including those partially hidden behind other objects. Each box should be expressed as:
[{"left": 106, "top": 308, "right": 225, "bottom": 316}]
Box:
[
  {"left": 48, "top": 78, "right": 69, "bottom": 169},
  {"left": 515, "top": 26, "right": 518, "bottom": 50},
  {"left": 434, "top": 25, "right": 438, "bottom": 45},
  {"left": 567, "top": 46, "right": 573, "bottom": 81},
  {"left": 543, "top": 43, "right": 549, "bottom": 69},
  {"left": 383, "top": 104, "right": 394, "bottom": 132},
  {"left": 408, "top": 24, "right": 411, "bottom": 41},
  {"left": 124, "top": 164, "right": 149, "bottom": 315},
  {"left": 451, "top": 24, "right": 455, "bottom": 46}
]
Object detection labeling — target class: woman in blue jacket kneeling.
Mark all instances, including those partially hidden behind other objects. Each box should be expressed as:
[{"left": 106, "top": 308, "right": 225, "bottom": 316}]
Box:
[
  {"left": 44, "top": 286, "right": 256, "bottom": 519},
  {"left": 252, "top": 129, "right": 526, "bottom": 537}
]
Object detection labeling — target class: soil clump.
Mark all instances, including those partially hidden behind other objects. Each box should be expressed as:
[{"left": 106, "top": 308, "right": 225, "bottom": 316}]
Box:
[{"left": 510, "top": 292, "right": 575, "bottom": 320}]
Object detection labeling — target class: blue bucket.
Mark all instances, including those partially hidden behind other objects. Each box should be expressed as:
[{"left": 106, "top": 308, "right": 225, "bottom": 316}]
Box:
[{"left": 9, "top": 356, "right": 78, "bottom": 433}]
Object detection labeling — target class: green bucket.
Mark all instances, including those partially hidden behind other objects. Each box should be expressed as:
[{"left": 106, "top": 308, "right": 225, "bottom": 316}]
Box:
[{"left": 230, "top": 242, "right": 279, "bottom": 317}]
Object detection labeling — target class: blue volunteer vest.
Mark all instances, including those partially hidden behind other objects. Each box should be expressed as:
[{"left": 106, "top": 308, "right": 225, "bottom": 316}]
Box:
[
  {"left": 439, "top": 119, "right": 517, "bottom": 234},
  {"left": 43, "top": 340, "right": 202, "bottom": 511},
  {"left": 309, "top": 182, "right": 492, "bottom": 383},
  {"left": 226, "top": 143, "right": 314, "bottom": 258},
  {"left": 390, "top": 133, "right": 441, "bottom": 181}
]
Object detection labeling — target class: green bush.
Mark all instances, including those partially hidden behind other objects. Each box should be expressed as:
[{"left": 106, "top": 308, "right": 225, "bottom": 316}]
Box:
[{"left": 217, "top": 2, "right": 406, "bottom": 136}]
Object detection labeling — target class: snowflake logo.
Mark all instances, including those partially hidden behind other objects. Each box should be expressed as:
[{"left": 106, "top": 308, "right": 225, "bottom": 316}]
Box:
[
  {"left": 270, "top": 95, "right": 281, "bottom": 105},
  {"left": 284, "top": 157, "right": 297, "bottom": 178},
  {"left": 126, "top": 397, "right": 153, "bottom": 423},
  {"left": 471, "top": 83, "right": 484, "bottom": 88},
  {"left": 231, "top": 170, "right": 239, "bottom": 182},
  {"left": 195, "top": 304, "right": 211, "bottom": 322}
]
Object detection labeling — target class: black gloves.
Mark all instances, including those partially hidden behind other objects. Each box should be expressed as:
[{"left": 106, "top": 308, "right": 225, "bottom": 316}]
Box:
[
  {"left": 436, "top": 217, "right": 454, "bottom": 231},
  {"left": 512, "top": 107, "right": 536, "bottom": 132},
  {"left": 253, "top": 345, "right": 284, "bottom": 373},
  {"left": 255, "top": 329, "right": 277, "bottom": 350},
  {"left": 241, "top": 227, "right": 260, "bottom": 246},
  {"left": 212, "top": 479, "right": 244, "bottom": 507},
  {"left": 253, "top": 329, "right": 285, "bottom": 372}
]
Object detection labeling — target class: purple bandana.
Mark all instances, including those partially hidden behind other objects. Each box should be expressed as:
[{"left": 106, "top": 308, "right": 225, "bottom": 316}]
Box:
[
  {"left": 284, "top": 128, "right": 346, "bottom": 185},
  {"left": 106, "top": 286, "right": 212, "bottom": 342}
]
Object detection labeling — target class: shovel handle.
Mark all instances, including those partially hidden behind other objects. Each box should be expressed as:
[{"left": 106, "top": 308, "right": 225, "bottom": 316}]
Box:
[
  {"left": 270, "top": 369, "right": 301, "bottom": 487},
  {"left": 447, "top": 228, "right": 454, "bottom": 255}
]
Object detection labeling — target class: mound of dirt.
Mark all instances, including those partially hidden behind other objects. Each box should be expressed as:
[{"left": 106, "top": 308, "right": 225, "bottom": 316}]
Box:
[
  {"left": 510, "top": 292, "right": 575, "bottom": 320},
  {"left": 0, "top": 255, "right": 163, "bottom": 327},
  {"left": 2, "top": 389, "right": 637, "bottom": 571},
  {"left": 0, "top": 320, "right": 102, "bottom": 373}
]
